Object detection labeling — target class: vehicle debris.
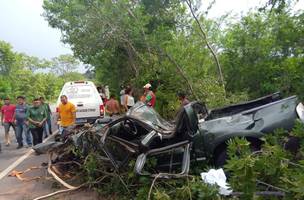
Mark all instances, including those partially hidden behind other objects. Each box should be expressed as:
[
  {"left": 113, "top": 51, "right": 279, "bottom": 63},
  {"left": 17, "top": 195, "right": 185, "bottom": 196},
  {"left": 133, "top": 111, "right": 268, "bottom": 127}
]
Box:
[
  {"left": 9, "top": 166, "right": 42, "bottom": 181},
  {"left": 200, "top": 168, "right": 232, "bottom": 196}
]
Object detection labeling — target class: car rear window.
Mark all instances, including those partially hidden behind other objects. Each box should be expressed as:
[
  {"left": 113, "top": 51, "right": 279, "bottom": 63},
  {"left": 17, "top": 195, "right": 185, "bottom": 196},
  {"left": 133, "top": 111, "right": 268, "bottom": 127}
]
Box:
[{"left": 64, "top": 85, "right": 94, "bottom": 99}]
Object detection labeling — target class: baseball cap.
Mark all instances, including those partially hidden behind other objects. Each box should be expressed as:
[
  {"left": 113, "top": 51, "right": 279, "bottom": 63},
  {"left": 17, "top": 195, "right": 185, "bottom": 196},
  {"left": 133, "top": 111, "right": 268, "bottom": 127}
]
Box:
[{"left": 143, "top": 83, "right": 152, "bottom": 89}]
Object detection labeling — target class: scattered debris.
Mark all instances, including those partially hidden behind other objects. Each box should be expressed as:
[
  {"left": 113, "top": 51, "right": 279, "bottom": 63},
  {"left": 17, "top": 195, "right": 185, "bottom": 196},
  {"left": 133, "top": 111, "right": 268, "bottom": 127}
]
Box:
[{"left": 201, "top": 168, "right": 232, "bottom": 196}]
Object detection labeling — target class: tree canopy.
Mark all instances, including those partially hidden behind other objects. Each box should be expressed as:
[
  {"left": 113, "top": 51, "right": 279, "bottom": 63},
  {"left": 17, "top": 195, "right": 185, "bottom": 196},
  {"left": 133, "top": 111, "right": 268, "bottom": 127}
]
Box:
[{"left": 0, "top": 40, "right": 85, "bottom": 101}]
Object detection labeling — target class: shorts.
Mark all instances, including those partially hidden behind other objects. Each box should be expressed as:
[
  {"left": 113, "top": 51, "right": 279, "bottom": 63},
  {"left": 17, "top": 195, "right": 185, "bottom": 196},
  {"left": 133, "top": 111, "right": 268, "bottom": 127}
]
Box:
[{"left": 3, "top": 122, "right": 16, "bottom": 133}]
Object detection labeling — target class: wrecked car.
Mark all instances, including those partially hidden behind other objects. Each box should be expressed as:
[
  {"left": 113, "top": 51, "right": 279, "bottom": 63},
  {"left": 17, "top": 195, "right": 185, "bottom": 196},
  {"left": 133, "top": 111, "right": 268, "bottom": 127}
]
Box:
[
  {"left": 37, "top": 92, "right": 304, "bottom": 178},
  {"left": 98, "top": 92, "right": 304, "bottom": 176}
]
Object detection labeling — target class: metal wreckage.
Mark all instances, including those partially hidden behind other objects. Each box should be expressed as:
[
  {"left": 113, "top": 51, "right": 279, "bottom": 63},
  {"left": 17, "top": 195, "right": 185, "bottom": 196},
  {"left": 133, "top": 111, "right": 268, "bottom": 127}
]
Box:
[{"left": 33, "top": 92, "right": 304, "bottom": 197}]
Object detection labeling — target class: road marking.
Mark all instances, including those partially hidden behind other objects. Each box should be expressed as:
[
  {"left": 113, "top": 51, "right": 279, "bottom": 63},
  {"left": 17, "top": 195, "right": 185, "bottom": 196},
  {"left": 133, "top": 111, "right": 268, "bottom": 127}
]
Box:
[{"left": 0, "top": 130, "right": 58, "bottom": 180}]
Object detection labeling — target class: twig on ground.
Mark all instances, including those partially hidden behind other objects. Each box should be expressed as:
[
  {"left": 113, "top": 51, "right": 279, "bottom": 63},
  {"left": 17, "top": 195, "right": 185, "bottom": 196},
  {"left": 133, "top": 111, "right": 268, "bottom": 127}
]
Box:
[
  {"left": 148, "top": 173, "right": 162, "bottom": 200},
  {"left": 231, "top": 191, "right": 285, "bottom": 197},
  {"left": 257, "top": 180, "right": 289, "bottom": 193},
  {"left": 147, "top": 173, "right": 194, "bottom": 200}
]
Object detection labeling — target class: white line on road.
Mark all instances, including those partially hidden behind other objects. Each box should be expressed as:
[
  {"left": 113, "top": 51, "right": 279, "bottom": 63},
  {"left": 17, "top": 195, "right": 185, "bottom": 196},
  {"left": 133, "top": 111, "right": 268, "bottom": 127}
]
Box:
[{"left": 0, "top": 130, "right": 59, "bottom": 180}]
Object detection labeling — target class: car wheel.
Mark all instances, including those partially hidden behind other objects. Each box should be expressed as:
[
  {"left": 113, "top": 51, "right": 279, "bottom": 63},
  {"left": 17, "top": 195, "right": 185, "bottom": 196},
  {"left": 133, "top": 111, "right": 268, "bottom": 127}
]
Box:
[
  {"left": 214, "top": 147, "right": 228, "bottom": 167},
  {"left": 214, "top": 140, "right": 261, "bottom": 168}
]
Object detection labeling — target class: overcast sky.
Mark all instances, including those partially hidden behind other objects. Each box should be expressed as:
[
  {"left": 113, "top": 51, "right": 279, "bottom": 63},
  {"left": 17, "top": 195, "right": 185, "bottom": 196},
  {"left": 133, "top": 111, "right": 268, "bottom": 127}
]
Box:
[{"left": 0, "top": 0, "right": 303, "bottom": 60}]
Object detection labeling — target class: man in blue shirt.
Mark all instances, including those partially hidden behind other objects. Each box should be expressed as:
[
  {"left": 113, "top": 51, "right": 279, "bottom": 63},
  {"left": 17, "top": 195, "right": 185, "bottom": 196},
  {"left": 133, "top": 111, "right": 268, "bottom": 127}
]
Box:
[{"left": 14, "top": 96, "right": 32, "bottom": 148}]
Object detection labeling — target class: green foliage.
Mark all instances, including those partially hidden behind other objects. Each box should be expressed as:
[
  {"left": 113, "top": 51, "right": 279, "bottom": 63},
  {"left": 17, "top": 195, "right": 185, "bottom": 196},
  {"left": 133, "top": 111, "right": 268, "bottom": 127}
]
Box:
[
  {"left": 221, "top": 10, "right": 304, "bottom": 99},
  {"left": 225, "top": 122, "right": 304, "bottom": 200},
  {"left": 0, "top": 40, "right": 85, "bottom": 102},
  {"left": 42, "top": 0, "right": 242, "bottom": 117}
]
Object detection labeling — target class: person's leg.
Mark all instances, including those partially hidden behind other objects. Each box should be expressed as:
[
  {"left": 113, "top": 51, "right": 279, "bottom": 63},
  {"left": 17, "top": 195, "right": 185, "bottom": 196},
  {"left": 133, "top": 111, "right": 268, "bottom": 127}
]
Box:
[
  {"left": 3, "top": 122, "right": 11, "bottom": 145},
  {"left": 11, "top": 123, "right": 17, "bottom": 142},
  {"left": 43, "top": 123, "right": 48, "bottom": 138},
  {"left": 47, "top": 118, "right": 52, "bottom": 135},
  {"left": 15, "top": 123, "right": 23, "bottom": 148},
  {"left": 24, "top": 125, "right": 32, "bottom": 146},
  {"left": 37, "top": 127, "right": 44, "bottom": 144},
  {"left": 30, "top": 128, "right": 39, "bottom": 146}
]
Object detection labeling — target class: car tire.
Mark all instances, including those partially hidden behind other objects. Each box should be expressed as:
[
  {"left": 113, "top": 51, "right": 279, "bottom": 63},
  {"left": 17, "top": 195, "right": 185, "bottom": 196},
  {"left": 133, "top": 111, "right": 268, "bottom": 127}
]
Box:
[
  {"left": 214, "top": 147, "right": 228, "bottom": 167},
  {"left": 214, "top": 140, "right": 261, "bottom": 167}
]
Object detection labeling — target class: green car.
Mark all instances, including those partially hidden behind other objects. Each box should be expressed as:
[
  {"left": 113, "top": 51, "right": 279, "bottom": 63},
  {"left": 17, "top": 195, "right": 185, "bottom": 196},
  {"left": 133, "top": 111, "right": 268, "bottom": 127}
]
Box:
[{"left": 96, "top": 92, "right": 304, "bottom": 177}]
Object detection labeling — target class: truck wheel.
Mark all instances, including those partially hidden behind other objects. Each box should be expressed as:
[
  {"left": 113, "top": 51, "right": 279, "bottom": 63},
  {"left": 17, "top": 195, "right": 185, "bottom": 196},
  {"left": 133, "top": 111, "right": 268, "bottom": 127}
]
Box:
[
  {"left": 214, "top": 140, "right": 261, "bottom": 167},
  {"left": 214, "top": 147, "right": 228, "bottom": 167}
]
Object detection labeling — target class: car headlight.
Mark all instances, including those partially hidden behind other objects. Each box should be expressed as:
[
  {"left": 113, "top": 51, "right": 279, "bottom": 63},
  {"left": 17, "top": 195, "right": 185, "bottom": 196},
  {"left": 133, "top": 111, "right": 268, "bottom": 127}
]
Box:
[{"left": 296, "top": 102, "right": 304, "bottom": 122}]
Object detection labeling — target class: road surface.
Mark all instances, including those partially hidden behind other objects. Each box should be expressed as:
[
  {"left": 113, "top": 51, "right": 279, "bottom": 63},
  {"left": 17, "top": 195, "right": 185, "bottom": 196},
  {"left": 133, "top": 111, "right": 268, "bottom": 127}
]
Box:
[{"left": 0, "top": 110, "right": 100, "bottom": 200}]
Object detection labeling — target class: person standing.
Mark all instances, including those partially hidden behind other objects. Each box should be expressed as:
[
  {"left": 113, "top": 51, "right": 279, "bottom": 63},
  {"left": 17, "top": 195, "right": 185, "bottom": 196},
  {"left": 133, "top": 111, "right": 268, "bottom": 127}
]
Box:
[
  {"left": 26, "top": 98, "right": 47, "bottom": 146},
  {"left": 177, "top": 92, "right": 190, "bottom": 106},
  {"left": 57, "top": 95, "right": 76, "bottom": 136},
  {"left": 1, "top": 97, "right": 16, "bottom": 147},
  {"left": 143, "top": 83, "right": 156, "bottom": 107},
  {"left": 105, "top": 95, "right": 120, "bottom": 117},
  {"left": 40, "top": 97, "right": 52, "bottom": 138},
  {"left": 124, "top": 88, "right": 135, "bottom": 111},
  {"left": 23, "top": 97, "right": 33, "bottom": 147},
  {"left": 14, "top": 96, "right": 32, "bottom": 148}
]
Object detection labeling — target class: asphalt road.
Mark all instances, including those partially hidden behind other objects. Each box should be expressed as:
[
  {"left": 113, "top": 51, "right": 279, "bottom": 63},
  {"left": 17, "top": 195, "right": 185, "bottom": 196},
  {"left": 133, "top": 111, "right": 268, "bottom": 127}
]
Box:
[
  {"left": 0, "top": 112, "right": 58, "bottom": 199},
  {"left": 0, "top": 110, "right": 100, "bottom": 200}
]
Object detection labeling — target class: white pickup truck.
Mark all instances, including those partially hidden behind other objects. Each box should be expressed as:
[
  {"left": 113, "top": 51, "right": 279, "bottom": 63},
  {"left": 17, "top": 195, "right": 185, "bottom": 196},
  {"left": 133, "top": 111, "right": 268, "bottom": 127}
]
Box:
[{"left": 56, "top": 81, "right": 105, "bottom": 124}]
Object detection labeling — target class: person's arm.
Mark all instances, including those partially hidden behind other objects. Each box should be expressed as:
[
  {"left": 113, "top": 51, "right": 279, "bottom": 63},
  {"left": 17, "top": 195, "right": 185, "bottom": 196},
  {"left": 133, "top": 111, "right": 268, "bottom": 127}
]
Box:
[
  {"left": 124, "top": 95, "right": 129, "bottom": 111},
  {"left": 105, "top": 103, "right": 112, "bottom": 115},
  {"left": 38, "top": 109, "right": 47, "bottom": 127},
  {"left": 71, "top": 104, "right": 76, "bottom": 122},
  {"left": 12, "top": 105, "right": 16, "bottom": 123},
  {"left": 26, "top": 109, "right": 39, "bottom": 126},
  {"left": 115, "top": 101, "right": 120, "bottom": 114},
  {"left": 1, "top": 107, "right": 3, "bottom": 125},
  {"left": 47, "top": 104, "right": 52, "bottom": 116},
  {"left": 146, "top": 94, "right": 152, "bottom": 103}
]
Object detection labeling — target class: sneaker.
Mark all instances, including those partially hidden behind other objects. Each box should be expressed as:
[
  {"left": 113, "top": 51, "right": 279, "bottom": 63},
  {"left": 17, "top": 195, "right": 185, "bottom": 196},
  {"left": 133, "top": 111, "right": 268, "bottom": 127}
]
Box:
[
  {"left": 44, "top": 135, "right": 48, "bottom": 139},
  {"left": 16, "top": 145, "right": 23, "bottom": 149},
  {"left": 5, "top": 143, "right": 10, "bottom": 147}
]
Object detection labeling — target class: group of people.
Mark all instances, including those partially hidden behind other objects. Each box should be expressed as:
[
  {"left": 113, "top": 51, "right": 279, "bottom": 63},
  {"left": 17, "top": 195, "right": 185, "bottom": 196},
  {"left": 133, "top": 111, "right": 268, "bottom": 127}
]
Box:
[
  {"left": 0, "top": 83, "right": 190, "bottom": 151},
  {"left": 104, "top": 83, "right": 157, "bottom": 116},
  {"left": 0, "top": 96, "right": 52, "bottom": 151},
  {"left": 103, "top": 83, "right": 190, "bottom": 116},
  {"left": 0, "top": 94, "right": 76, "bottom": 152}
]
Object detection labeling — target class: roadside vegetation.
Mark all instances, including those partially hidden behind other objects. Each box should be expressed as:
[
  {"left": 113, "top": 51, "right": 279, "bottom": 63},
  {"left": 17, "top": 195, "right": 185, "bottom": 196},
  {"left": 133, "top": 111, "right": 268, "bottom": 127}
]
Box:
[
  {"left": 1, "top": 0, "right": 304, "bottom": 199},
  {"left": 41, "top": 0, "right": 304, "bottom": 118},
  {"left": 0, "top": 41, "right": 87, "bottom": 102}
]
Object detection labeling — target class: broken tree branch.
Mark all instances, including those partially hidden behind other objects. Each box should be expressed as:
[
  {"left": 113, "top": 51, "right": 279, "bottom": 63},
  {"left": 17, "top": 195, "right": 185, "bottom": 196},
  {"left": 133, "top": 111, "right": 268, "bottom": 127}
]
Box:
[
  {"left": 185, "top": 0, "right": 225, "bottom": 89},
  {"left": 231, "top": 191, "right": 285, "bottom": 197},
  {"left": 158, "top": 47, "right": 198, "bottom": 100},
  {"left": 147, "top": 173, "right": 195, "bottom": 200},
  {"left": 257, "top": 180, "right": 289, "bottom": 193}
]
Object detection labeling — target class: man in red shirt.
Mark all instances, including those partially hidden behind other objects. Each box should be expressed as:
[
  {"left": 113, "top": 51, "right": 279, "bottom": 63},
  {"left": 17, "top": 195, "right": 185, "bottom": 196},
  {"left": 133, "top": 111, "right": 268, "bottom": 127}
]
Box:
[{"left": 1, "top": 97, "right": 16, "bottom": 146}]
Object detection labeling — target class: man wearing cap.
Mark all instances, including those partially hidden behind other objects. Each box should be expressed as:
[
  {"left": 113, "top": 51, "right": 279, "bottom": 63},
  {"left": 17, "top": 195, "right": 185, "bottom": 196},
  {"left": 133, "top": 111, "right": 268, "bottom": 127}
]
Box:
[{"left": 143, "top": 83, "right": 156, "bottom": 107}]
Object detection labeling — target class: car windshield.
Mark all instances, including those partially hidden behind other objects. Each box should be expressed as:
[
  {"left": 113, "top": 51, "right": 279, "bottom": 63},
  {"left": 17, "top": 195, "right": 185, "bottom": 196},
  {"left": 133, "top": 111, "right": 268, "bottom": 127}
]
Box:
[{"left": 127, "top": 102, "right": 174, "bottom": 131}]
